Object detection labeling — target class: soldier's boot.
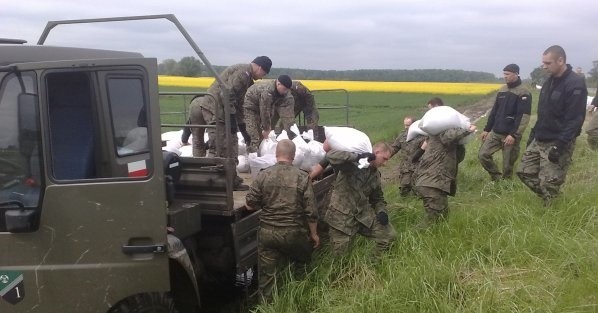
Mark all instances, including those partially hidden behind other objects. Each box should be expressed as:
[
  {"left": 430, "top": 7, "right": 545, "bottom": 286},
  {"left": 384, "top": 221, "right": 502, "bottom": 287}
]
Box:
[
  {"left": 234, "top": 175, "right": 249, "bottom": 191},
  {"left": 399, "top": 185, "right": 412, "bottom": 197}
]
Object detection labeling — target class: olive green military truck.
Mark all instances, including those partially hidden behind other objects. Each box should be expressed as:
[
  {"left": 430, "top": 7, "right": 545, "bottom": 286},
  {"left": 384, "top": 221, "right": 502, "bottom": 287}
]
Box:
[{"left": 0, "top": 15, "right": 335, "bottom": 313}]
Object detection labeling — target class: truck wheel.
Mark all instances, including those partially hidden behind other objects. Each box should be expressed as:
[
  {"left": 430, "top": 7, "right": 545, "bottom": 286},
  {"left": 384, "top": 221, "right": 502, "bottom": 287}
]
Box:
[{"left": 108, "top": 292, "right": 178, "bottom": 313}]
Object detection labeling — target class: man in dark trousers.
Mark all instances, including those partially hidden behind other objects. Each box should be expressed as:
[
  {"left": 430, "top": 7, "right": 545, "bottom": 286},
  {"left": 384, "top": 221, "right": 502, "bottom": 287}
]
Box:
[
  {"left": 517, "top": 45, "right": 587, "bottom": 205},
  {"left": 478, "top": 64, "right": 532, "bottom": 181}
]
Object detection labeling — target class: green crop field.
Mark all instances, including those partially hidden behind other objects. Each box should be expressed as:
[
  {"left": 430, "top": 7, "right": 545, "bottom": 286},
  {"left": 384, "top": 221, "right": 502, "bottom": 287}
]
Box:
[{"left": 157, "top": 87, "right": 597, "bottom": 313}]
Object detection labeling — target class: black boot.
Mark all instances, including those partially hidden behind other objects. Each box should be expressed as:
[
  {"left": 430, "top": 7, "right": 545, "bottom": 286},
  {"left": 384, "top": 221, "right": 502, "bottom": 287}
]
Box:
[{"left": 234, "top": 175, "right": 249, "bottom": 191}]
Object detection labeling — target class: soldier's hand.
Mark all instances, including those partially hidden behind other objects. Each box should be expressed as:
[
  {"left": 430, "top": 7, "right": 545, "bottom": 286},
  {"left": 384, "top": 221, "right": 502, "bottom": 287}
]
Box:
[
  {"left": 480, "top": 131, "right": 489, "bottom": 141},
  {"left": 261, "top": 129, "right": 270, "bottom": 139},
  {"left": 503, "top": 135, "right": 515, "bottom": 146},
  {"left": 357, "top": 152, "right": 376, "bottom": 162},
  {"left": 310, "top": 233, "right": 320, "bottom": 248},
  {"left": 376, "top": 211, "right": 389, "bottom": 226}
]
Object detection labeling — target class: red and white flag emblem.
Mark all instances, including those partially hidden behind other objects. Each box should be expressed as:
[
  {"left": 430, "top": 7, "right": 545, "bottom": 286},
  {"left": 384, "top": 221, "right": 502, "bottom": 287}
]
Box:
[{"left": 127, "top": 160, "right": 148, "bottom": 177}]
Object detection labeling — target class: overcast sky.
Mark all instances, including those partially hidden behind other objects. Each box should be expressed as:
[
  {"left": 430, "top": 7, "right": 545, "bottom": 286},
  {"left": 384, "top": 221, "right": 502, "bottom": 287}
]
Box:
[{"left": 2, "top": 0, "right": 597, "bottom": 78}]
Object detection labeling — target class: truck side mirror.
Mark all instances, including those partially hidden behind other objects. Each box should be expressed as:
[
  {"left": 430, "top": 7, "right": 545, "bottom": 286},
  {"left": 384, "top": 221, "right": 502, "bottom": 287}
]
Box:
[{"left": 18, "top": 93, "right": 39, "bottom": 157}]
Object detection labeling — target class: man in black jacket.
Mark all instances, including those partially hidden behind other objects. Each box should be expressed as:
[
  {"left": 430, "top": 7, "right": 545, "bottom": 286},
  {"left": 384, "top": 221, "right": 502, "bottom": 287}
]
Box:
[
  {"left": 479, "top": 64, "right": 532, "bottom": 180},
  {"left": 517, "top": 45, "right": 587, "bottom": 205}
]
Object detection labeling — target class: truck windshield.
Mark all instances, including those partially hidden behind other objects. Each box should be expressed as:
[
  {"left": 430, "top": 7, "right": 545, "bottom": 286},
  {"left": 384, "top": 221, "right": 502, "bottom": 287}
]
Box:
[{"left": 0, "top": 72, "right": 42, "bottom": 210}]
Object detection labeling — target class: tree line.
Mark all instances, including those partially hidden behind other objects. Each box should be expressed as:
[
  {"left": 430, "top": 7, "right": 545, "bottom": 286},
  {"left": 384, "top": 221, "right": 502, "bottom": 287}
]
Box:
[{"left": 158, "top": 57, "right": 499, "bottom": 82}]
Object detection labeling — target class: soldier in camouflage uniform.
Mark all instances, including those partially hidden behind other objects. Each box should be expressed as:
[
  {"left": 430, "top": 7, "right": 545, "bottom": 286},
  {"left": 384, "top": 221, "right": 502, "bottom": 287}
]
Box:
[
  {"left": 517, "top": 46, "right": 587, "bottom": 205},
  {"left": 390, "top": 116, "right": 426, "bottom": 196},
  {"left": 245, "top": 139, "right": 319, "bottom": 302},
  {"left": 187, "top": 56, "right": 271, "bottom": 157},
  {"left": 324, "top": 142, "right": 397, "bottom": 256},
  {"left": 290, "top": 80, "right": 319, "bottom": 131},
  {"left": 415, "top": 124, "right": 477, "bottom": 226},
  {"left": 243, "top": 75, "right": 295, "bottom": 154},
  {"left": 478, "top": 64, "right": 532, "bottom": 181}
]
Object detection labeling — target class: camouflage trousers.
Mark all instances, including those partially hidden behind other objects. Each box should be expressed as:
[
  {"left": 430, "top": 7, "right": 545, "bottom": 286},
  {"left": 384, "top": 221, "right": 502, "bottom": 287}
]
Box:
[
  {"left": 415, "top": 186, "right": 449, "bottom": 219},
  {"left": 516, "top": 139, "right": 575, "bottom": 201},
  {"left": 257, "top": 225, "right": 313, "bottom": 302},
  {"left": 586, "top": 113, "right": 598, "bottom": 151},
  {"left": 398, "top": 169, "right": 415, "bottom": 196},
  {"left": 188, "top": 103, "right": 238, "bottom": 158},
  {"left": 478, "top": 132, "right": 521, "bottom": 180},
  {"left": 244, "top": 109, "right": 262, "bottom": 154},
  {"left": 328, "top": 220, "right": 397, "bottom": 256}
]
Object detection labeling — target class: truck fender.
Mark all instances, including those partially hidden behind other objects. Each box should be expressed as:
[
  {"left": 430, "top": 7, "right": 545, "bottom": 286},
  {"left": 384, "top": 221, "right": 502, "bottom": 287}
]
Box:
[{"left": 167, "top": 234, "right": 201, "bottom": 308}]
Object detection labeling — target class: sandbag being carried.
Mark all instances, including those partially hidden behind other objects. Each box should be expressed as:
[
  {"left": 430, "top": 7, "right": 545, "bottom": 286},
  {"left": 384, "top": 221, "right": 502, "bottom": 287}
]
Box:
[
  {"left": 419, "top": 106, "right": 470, "bottom": 136},
  {"left": 324, "top": 126, "right": 372, "bottom": 153},
  {"left": 406, "top": 120, "right": 428, "bottom": 141}
]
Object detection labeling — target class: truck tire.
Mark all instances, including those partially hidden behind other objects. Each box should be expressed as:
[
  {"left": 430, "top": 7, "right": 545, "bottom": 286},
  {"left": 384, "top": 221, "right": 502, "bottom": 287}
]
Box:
[{"left": 108, "top": 292, "right": 178, "bottom": 313}]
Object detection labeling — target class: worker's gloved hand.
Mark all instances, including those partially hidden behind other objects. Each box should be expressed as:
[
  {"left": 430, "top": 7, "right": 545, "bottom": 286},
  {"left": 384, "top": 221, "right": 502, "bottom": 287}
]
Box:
[
  {"left": 376, "top": 211, "right": 389, "bottom": 226},
  {"left": 412, "top": 148, "right": 425, "bottom": 163},
  {"left": 357, "top": 152, "right": 376, "bottom": 162},
  {"left": 548, "top": 141, "right": 566, "bottom": 163},
  {"left": 238, "top": 123, "right": 251, "bottom": 144}
]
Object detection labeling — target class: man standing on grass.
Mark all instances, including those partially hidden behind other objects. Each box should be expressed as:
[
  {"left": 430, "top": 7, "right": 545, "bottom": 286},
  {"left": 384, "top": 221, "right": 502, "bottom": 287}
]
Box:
[
  {"left": 478, "top": 64, "right": 532, "bottom": 181},
  {"left": 324, "top": 142, "right": 396, "bottom": 256},
  {"left": 245, "top": 139, "right": 319, "bottom": 302},
  {"left": 290, "top": 80, "right": 319, "bottom": 131},
  {"left": 517, "top": 45, "right": 587, "bottom": 205},
  {"left": 390, "top": 116, "right": 426, "bottom": 196}
]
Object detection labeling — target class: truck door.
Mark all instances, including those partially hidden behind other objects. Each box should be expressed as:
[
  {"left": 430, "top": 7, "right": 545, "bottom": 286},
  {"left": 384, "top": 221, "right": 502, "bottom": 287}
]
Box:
[{"left": 0, "top": 59, "right": 170, "bottom": 313}]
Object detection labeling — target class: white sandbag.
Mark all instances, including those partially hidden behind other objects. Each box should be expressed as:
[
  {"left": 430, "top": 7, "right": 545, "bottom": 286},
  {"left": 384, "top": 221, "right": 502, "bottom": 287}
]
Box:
[
  {"left": 588, "top": 96, "right": 595, "bottom": 107},
  {"left": 291, "top": 136, "right": 310, "bottom": 169},
  {"left": 406, "top": 120, "right": 428, "bottom": 141},
  {"left": 237, "top": 132, "right": 247, "bottom": 156},
  {"left": 289, "top": 124, "right": 300, "bottom": 137},
  {"left": 419, "top": 106, "right": 470, "bottom": 135},
  {"left": 324, "top": 126, "right": 372, "bottom": 153},
  {"left": 259, "top": 138, "right": 278, "bottom": 156},
  {"left": 301, "top": 140, "right": 326, "bottom": 171},
  {"left": 179, "top": 144, "right": 193, "bottom": 157},
  {"left": 248, "top": 152, "right": 277, "bottom": 178},
  {"left": 161, "top": 130, "right": 183, "bottom": 142},
  {"left": 163, "top": 139, "right": 183, "bottom": 155},
  {"left": 237, "top": 155, "right": 250, "bottom": 173},
  {"left": 276, "top": 130, "right": 290, "bottom": 141},
  {"left": 301, "top": 129, "right": 314, "bottom": 141}
]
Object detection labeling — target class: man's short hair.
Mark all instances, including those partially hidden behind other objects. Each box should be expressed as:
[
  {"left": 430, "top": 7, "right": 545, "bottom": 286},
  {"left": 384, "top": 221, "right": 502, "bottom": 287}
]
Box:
[
  {"left": 373, "top": 142, "right": 391, "bottom": 153},
  {"left": 404, "top": 116, "right": 415, "bottom": 123},
  {"left": 543, "top": 45, "right": 567, "bottom": 62},
  {"left": 427, "top": 97, "right": 444, "bottom": 107},
  {"left": 276, "top": 139, "right": 296, "bottom": 159}
]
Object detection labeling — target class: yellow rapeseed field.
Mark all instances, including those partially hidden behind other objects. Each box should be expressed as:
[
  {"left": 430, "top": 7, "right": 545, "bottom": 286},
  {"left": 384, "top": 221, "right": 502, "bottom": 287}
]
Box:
[{"left": 158, "top": 75, "right": 501, "bottom": 95}]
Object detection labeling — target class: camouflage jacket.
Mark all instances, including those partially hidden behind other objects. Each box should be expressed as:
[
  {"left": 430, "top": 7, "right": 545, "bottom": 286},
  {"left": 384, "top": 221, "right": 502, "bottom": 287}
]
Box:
[
  {"left": 391, "top": 132, "right": 426, "bottom": 174},
  {"left": 246, "top": 162, "right": 317, "bottom": 228},
  {"left": 199, "top": 63, "right": 254, "bottom": 123},
  {"left": 243, "top": 80, "right": 295, "bottom": 133},
  {"left": 290, "top": 81, "right": 319, "bottom": 129},
  {"left": 415, "top": 128, "right": 471, "bottom": 195},
  {"left": 324, "top": 150, "right": 387, "bottom": 235}
]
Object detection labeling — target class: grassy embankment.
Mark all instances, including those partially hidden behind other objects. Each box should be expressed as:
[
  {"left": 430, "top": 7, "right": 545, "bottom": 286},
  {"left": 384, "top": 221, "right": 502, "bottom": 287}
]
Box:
[{"left": 248, "top": 90, "right": 598, "bottom": 313}]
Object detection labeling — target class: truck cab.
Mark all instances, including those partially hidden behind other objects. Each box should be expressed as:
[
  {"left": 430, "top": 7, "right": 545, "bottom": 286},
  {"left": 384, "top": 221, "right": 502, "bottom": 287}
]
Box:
[{"left": 0, "top": 15, "right": 337, "bottom": 313}]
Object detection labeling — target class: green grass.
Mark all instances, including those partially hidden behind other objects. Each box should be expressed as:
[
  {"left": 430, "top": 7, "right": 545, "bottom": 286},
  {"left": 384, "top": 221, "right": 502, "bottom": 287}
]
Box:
[{"left": 243, "top": 90, "right": 598, "bottom": 313}]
